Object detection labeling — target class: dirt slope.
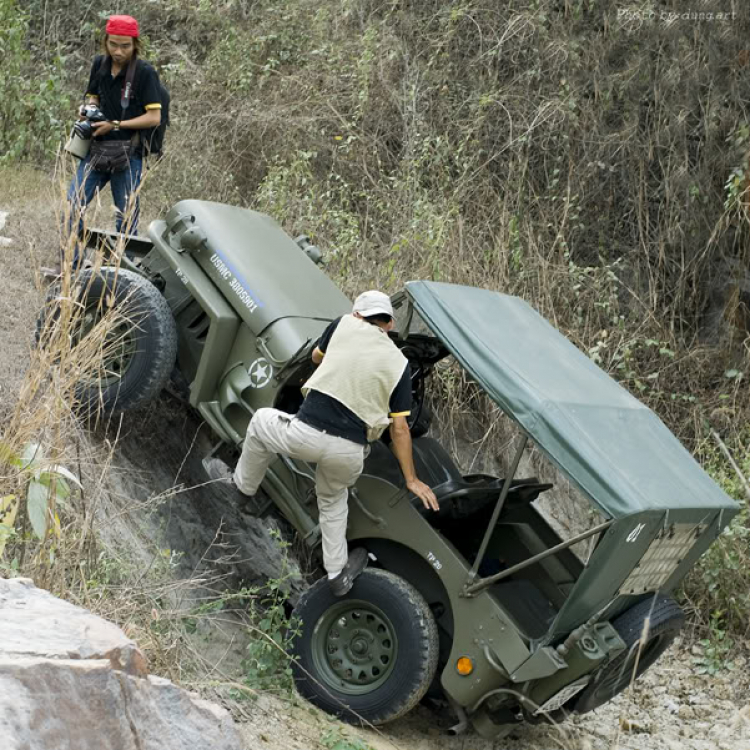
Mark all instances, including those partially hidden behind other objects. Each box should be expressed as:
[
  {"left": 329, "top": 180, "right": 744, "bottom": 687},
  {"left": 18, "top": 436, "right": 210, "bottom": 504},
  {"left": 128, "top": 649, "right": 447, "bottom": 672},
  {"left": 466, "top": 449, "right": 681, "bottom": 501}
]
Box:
[{"left": 1, "top": 165, "right": 748, "bottom": 750}]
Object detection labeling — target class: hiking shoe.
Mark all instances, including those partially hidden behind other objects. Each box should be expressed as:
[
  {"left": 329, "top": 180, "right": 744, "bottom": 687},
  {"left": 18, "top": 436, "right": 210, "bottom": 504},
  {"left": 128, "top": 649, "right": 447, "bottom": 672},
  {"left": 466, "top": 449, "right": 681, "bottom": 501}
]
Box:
[
  {"left": 203, "top": 457, "right": 236, "bottom": 485},
  {"left": 329, "top": 548, "right": 369, "bottom": 597},
  {"left": 202, "top": 457, "right": 264, "bottom": 512}
]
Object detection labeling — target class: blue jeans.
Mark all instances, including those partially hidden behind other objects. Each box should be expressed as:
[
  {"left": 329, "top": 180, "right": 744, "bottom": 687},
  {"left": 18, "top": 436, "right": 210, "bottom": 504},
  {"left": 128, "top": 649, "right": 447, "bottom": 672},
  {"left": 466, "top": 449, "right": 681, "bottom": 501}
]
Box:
[{"left": 65, "top": 152, "right": 143, "bottom": 267}]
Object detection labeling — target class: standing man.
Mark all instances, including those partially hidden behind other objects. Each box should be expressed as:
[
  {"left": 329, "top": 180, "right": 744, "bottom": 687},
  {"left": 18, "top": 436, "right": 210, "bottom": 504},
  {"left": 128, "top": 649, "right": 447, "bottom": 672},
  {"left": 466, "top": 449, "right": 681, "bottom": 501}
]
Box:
[
  {"left": 205, "top": 291, "right": 438, "bottom": 596},
  {"left": 64, "top": 14, "right": 161, "bottom": 269}
]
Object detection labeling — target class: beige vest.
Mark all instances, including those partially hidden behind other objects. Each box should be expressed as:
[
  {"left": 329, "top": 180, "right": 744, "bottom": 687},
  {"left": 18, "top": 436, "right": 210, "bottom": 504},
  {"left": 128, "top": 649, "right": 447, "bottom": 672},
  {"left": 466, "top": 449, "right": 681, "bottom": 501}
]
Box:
[{"left": 302, "top": 315, "right": 408, "bottom": 441}]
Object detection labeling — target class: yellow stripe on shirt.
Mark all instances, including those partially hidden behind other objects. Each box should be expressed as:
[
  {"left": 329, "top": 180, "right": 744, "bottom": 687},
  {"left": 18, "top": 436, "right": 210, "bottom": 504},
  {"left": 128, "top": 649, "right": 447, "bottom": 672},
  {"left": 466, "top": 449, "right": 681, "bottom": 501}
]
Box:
[
  {"left": 145, "top": 103, "right": 162, "bottom": 110},
  {"left": 389, "top": 411, "right": 411, "bottom": 417}
]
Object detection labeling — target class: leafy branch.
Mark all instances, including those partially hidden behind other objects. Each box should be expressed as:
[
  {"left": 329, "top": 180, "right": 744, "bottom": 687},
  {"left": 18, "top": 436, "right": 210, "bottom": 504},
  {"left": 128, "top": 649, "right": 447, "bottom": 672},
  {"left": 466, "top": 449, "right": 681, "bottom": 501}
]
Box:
[{"left": 0, "top": 440, "right": 81, "bottom": 557}]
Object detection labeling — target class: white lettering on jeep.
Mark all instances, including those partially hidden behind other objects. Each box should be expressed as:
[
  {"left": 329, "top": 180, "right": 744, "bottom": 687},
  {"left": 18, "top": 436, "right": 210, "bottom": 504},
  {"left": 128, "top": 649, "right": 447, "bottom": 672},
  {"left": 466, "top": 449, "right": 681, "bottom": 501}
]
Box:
[
  {"left": 210, "top": 253, "right": 232, "bottom": 280},
  {"left": 626, "top": 523, "right": 646, "bottom": 543},
  {"left": 229, "top": 277, "right": 259, "bottom": 313},
  {"left": 210, "top": 253, "right": 259, "bottom": 313},
  {"left": 426, "top": 551, "right": 442, "bottom": 571}
]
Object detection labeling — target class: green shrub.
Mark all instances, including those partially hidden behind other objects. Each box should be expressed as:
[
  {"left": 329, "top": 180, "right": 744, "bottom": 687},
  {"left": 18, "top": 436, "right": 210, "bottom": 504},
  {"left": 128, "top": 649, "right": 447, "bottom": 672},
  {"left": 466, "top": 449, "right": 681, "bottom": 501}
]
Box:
[
  {"left": 682, "top": 438, "right": 750, "bottom": 641},
  {"left": 0, "top": 0, "right": 70, "bottom": 163},
  {"left": 241, "top": 530, "right": 301, "bottom": 695}
]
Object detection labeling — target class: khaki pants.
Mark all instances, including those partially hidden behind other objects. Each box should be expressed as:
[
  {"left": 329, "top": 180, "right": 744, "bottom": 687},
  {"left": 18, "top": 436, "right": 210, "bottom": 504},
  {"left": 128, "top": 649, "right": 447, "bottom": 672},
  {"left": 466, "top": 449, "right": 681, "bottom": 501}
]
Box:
[{"left": 235, "top": 408, "right": 365, "bottom": 575}]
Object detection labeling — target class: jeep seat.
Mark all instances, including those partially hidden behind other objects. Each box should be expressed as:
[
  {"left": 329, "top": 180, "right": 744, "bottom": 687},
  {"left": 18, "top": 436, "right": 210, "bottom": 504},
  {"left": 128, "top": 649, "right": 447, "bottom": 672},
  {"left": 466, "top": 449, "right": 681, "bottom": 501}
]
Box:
[
  {"left": 363, "top": 437, "right": 551, "bottom": 520},
  {"left": 363, "top": 436, "right": 463, "bottom": 488}
]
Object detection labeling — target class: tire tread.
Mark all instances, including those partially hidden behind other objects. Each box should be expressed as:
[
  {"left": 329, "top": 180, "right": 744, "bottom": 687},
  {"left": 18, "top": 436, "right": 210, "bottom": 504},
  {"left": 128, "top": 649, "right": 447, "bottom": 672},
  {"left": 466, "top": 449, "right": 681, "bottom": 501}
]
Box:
[
  {"left": 36, "top": 267, "right": 178, "bottom": 414},
  {"left": 292, "top": 568, "right": 439, "bottom": 725}
]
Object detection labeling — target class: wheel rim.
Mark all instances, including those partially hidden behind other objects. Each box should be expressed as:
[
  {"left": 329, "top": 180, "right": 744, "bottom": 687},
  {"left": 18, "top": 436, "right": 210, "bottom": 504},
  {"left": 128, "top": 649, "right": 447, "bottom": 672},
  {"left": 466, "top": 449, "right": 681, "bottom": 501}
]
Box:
[
  {"left": 77, "top": 304, "right": 138, "bottom": 388},
  {"left": 310, "top": 598, "right": 398, "bottom": 696}
]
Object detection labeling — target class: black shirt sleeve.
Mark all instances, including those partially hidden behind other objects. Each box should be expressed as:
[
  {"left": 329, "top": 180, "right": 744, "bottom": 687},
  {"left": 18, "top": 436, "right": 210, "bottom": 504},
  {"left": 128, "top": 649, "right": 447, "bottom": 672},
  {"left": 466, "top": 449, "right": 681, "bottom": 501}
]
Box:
[
  {"left": 389, "top": 365, "right": 412, "bottom": 416},
  {"left": 85, "top": 57, "right": 101, "bottom": 99},
  {"left": 135, "top": 62, "right": 162, "bottom": 110},
  {"left": 316, "top": 317, "right": 341, "bottom": 354}
]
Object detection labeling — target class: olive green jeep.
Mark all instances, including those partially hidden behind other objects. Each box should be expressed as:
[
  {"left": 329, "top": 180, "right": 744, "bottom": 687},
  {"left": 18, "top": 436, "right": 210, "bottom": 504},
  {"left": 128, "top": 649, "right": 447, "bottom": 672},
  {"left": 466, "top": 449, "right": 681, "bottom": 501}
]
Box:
[{"left": 39, "top": 201, "right": 739, "bottom": 738}]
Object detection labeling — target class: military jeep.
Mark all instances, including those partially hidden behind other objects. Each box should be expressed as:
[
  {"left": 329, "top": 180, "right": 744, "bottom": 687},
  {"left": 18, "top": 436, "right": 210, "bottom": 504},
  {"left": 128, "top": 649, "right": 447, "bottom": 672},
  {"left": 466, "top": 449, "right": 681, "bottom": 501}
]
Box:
[{"left": 40, "top": 201, "right": 739, "bottom": 738}]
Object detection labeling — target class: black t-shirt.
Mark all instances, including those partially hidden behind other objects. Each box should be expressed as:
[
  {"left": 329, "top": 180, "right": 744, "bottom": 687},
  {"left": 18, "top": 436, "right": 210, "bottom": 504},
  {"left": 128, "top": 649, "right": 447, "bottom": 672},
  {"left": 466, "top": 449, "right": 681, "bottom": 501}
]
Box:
[
  {"left": 297, "top": 318, "right": 412, "bottom": 445},
  {"left": 85, "top": 56, "right": 162, "bottom": 155}
]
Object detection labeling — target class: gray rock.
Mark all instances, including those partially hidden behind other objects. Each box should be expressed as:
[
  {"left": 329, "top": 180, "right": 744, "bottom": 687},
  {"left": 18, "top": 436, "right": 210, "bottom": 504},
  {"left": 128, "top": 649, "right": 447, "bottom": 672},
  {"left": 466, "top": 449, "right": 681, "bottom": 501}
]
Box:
[
  {"left": 0, "top": 577, "right": 147, "bottom": 676},
  {"left": 678, "top": 705, "right": 695, "bottom": 720},
  {"left": 0, "top": 657, "right": 241, "bottom": 750},
  {"left": 0, "top": 578, "right": 243, "bottom": 750}
]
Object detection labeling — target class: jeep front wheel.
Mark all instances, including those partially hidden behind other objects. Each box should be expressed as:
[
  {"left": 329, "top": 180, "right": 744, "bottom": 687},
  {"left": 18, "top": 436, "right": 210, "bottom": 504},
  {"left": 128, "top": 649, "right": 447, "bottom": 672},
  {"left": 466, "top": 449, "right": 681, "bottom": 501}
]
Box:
[
  {"left": 37, "top": 268, "right": 177, "bottom": 416},
  {"left": 291, "top": 568, "right": 439, "bottom": 725}
]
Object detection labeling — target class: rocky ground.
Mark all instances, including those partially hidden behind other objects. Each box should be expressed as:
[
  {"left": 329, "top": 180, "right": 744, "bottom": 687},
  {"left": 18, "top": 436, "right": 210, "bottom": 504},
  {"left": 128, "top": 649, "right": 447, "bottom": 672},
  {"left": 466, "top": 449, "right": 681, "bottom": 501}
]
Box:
[
  {"left": 1, "top": 165, "right": 748, "bottom": 750},
  {"left": 231, "top": 638, "right": 750, "bottom": 750},
  {"left": 230, "top": 640, "right": 750, "bottom": 750}
]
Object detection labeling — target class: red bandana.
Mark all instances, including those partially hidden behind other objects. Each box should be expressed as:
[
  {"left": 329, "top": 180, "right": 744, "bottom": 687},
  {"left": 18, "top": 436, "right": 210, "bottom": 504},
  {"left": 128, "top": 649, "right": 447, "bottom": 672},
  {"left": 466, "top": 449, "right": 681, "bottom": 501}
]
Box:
[{"left": 105, "top": 15, "right": 139, "bottom": 37}]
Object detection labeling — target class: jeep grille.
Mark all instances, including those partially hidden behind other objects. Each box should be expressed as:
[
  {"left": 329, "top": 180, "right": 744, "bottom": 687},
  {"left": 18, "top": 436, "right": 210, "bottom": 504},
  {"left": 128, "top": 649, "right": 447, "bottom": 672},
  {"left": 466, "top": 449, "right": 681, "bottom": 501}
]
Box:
[{"left": 618, "top": 523, "right": 703, "bottom": 596}]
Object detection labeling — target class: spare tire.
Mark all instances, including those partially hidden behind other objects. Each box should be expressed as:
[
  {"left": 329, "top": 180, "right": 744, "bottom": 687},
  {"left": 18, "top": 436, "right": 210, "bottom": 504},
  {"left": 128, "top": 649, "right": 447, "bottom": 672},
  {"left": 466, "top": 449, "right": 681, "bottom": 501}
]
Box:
[
  {"left": 36, "top": 268, "right": 178, "bottom": 416},
  {"left": 574, "top": 595, "right": 684, "bottom": 714}
]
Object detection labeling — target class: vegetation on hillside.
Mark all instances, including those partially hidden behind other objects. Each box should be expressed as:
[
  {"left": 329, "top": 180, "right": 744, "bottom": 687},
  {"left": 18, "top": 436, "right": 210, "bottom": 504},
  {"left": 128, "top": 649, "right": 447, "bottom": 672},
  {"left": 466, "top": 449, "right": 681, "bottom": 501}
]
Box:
[{"left": 2, "top": 0, "right": 749, "bottom": 656}]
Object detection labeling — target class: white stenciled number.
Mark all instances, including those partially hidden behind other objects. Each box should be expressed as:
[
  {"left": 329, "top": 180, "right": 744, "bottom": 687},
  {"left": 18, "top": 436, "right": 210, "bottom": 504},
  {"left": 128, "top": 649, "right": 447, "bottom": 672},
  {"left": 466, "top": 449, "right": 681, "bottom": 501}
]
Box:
[
  {"left": 626, "top": 523, "right": 646, "bottom": 543},
  {"left": 426, "top": 551, "right": 442, "bottom": 571}
]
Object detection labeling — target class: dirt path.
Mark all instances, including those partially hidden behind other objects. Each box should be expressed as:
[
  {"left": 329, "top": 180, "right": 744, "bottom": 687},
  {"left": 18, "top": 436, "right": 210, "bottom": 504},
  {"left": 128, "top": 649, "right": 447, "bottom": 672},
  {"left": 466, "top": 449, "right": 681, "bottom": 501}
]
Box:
[
  {"left": 2, "top": 165, "right": 748, "bottom": 750},
  {"left": 0, "top": 168, "right": 55, "bottom": 420}
]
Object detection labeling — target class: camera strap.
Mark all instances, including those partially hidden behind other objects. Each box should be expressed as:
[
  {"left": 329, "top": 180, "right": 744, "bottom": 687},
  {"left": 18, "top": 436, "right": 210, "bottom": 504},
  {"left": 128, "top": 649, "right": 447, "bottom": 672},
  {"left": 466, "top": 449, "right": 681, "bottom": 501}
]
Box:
[{"left": 120, "top": 57, "right": 137, "bottom": 117}]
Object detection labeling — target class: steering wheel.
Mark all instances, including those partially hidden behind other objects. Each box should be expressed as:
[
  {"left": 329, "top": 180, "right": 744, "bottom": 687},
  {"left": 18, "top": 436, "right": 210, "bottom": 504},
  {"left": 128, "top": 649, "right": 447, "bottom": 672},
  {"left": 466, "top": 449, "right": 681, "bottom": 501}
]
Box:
[
  {"left": 401, "top": 345, "right": 427, "bottom": 437},
  {"left": 407, "top": 363, "right": 426, "bottom": 433}
]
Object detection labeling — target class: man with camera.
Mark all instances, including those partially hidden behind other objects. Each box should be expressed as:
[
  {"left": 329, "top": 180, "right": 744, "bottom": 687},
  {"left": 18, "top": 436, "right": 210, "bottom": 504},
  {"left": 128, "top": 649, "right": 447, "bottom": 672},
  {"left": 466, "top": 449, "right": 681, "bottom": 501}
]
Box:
[{"left": 62, "top": 15, "right": 161, "bottom": 271}]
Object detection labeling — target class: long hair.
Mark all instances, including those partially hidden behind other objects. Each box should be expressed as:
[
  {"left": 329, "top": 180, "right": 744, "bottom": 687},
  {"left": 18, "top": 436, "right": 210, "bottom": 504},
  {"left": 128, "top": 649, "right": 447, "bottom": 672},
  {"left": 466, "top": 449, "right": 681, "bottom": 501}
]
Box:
[{"left": 102, "top": 34, "right": 141, "bottom": 58}]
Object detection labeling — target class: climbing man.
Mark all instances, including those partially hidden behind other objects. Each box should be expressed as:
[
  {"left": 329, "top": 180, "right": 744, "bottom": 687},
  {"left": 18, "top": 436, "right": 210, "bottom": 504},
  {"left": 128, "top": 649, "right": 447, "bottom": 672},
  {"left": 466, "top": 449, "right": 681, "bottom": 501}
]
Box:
[{"left": 205, "top": 290, "right": 438, "bottom": 596}]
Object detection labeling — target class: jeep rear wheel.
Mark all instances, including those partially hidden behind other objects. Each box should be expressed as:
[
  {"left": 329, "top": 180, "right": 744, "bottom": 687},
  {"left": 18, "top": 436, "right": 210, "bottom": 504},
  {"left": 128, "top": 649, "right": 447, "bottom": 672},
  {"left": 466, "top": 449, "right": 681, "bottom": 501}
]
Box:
[
  {"left": 574, "top": 595, "right": 684, "bottom": 714},
  {"left": 37, "top": 268, "right": 177, "bottom": 416},
  {"left": 291, "top": 568, "right": 439, "bottom": 725}
]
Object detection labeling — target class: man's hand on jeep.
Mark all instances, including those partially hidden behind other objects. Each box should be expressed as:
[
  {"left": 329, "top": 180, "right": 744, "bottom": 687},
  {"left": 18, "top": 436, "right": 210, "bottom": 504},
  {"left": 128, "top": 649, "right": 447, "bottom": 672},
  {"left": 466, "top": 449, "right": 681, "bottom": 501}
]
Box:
[{"left": 407, "top": 478, "right": 439, "bottom": 511}]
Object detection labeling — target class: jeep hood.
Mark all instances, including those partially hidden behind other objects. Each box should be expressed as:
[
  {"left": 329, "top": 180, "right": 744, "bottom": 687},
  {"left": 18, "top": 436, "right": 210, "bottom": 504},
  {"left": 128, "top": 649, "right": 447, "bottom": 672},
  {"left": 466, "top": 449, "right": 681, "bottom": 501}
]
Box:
[{"left": 405, "top": 281, "right": 738, "bottom": 519}]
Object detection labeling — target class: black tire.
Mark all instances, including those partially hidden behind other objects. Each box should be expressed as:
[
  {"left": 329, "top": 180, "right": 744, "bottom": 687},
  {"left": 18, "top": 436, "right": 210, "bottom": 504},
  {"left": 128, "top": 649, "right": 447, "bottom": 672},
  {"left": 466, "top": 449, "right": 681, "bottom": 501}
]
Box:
[
  {"left": 291, "top": 568, "right": 439, "bottom": 725},
  {"left": 574, "top": 595, "right": 684, "bottom": 714},
  {"left": 36, "top": 267, "right": 177, "bottom": 415}
]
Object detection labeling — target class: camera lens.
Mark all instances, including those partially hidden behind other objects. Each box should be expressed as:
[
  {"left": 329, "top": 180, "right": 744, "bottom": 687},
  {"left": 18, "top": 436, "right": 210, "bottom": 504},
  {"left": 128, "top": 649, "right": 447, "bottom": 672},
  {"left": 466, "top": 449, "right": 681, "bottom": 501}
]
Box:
[{"left": 74, "top": 120, "right": 94, "bottom": 139}]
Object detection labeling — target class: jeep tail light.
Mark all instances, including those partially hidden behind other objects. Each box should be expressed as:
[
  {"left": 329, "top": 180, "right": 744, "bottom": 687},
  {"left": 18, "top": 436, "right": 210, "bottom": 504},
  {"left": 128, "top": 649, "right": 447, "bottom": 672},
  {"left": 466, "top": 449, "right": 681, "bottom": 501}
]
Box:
[{"left": 456, "top": 657, "right": 473, "bottom": 676}]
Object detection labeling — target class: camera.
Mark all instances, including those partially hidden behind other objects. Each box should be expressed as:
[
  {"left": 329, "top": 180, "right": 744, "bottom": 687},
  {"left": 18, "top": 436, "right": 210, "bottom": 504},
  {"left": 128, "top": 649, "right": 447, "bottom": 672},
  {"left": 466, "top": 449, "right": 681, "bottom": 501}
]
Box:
[
  {"left": 65, "top": 104, "right": 107, "bottom": 159},
  {"left": 73, "top": 104, "right": 107, "bottom": 140}
]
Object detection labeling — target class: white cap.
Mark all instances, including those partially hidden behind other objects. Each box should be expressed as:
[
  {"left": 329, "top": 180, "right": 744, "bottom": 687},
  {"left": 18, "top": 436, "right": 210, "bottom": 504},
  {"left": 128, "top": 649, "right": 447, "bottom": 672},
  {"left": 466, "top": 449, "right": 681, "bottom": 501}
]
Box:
[{"left": 352, "top": 290, "right": 394, "bottom": 318}]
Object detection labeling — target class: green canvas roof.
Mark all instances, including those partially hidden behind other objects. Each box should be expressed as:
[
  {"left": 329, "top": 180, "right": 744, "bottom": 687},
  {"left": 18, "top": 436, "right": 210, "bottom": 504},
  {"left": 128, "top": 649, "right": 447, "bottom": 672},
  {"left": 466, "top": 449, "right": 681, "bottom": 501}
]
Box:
[{"left": 406, "top": 281, "right": 739, "bottom": 519}]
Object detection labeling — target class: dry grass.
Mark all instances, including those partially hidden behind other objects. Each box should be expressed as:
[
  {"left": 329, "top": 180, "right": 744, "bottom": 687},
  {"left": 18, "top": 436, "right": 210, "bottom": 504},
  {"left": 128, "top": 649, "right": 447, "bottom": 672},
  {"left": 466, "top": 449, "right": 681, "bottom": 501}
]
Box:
[{"left": 0, "top": 172, "right": 215, "bottom": 683}]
